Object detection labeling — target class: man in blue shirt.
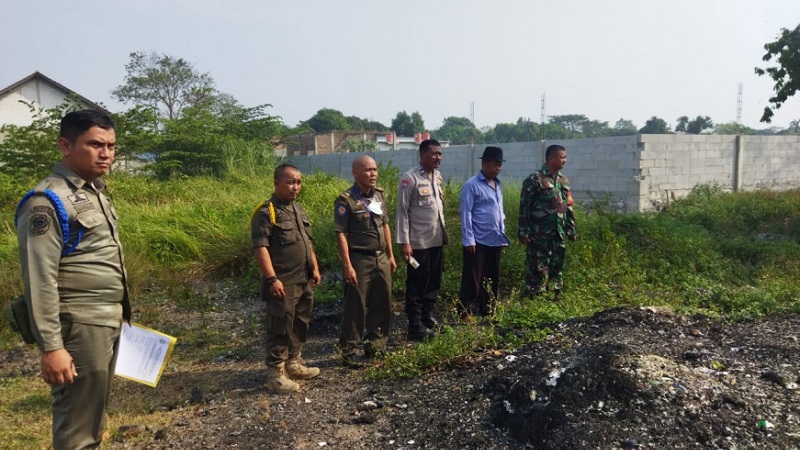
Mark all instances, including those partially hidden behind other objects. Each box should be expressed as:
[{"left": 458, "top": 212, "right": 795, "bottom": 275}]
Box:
[{"left": 458, "top": 146, "right": 510, "bottom": 318}]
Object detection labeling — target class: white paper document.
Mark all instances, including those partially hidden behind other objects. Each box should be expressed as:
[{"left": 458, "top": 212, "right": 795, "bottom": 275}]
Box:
[{"left": 115, "top": 322, "right": 177, "bottom": 387}]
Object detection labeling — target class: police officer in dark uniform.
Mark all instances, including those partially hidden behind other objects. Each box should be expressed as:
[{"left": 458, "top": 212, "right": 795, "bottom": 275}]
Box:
[
  {"left": 335, "top": 156, "right": 397, "bottom": 366},
  {"left": 251, "top": 164, "right": 322, "bottom": 394}
]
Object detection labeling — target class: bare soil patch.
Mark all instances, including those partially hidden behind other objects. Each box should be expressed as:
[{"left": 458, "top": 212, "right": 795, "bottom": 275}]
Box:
[{"left": 3, "top": 289, "right": 799, "bottom": 449}]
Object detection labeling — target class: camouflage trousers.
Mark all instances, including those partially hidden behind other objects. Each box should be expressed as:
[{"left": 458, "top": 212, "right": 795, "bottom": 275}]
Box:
[{"left": 525, "top": 240, "right": 567, "bottom": 295}]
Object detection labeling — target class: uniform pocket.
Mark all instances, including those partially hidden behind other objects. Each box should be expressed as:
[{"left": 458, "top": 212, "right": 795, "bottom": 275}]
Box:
[
  {"left": 417, "top": 187, "right": 433, "bottom": 207},
  {"left": 274, "top": 221, "right": 299, "bottom": 245},
  {"left": 75, "top": 212, "right": 104, "bottom": 230}
]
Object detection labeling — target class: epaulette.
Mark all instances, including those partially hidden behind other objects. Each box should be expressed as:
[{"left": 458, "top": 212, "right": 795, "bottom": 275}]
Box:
[{"left": 250, "top": 199, "right": 276, "bottom": 225}]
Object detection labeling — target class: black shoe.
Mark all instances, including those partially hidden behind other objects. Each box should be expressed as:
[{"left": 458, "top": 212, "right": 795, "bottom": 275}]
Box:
[
  {"left": 407, "top": 323, "right": 436, "bottom": 342},
  {"left": 421, "top": 312, "right": 439, "bottom": 329},
  {"left": 553, "top": 290, "right": 562, "bottom": 301}
]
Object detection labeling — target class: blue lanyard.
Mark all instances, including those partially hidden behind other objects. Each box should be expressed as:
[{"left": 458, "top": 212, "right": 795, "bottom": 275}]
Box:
[{"left": 352, "top": 185, "right": 375, "bottom": 219}]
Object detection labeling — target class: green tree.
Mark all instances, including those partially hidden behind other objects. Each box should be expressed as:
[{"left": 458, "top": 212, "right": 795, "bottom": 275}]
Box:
[
  {"left": 788, "top": 119, "right": 800, "bottom": 135},
  {"left": 755, "top": 23, "right": 800, "bottom": 123},
  {"left": 581, "top": 119, "right": 612, "bottom": 137},
  {"left": 0, "top": 98, "right": 86, "bottom": 179},
  {"left": 434, "top": 116, "right": 482, "bottom": 145},
  {"left": 345, "top": 116, "right": 388, "bottom": 131},
  {"left": 639, "top": 116, "right": 670, "bottom": 134},
  {"left": 675, "top": 115, "right": 713, "bottom": 134},
  {"left": 337, "top": 136, "right": 378, "bottom": 153},
  {"left": 713, "top": 122, "right": 754, "bottom": 135},
  {"left": 112, "top": 51, "right": 218, "bottom": 120},
  {"left": 675, "top": 116, "right": 690, "bottom": 133},
  {"left": 391, "top": 111, "right": 425, "bottom": 136},
  {"left": 110, "top": 105, "right": 162, "bottom": 165},
  {"left": 410, "top": 111, "right": 425, "bottom": 134},
  {"left": 549, "top": 114, "right": 589, "bottom": 138},
  {"left": 303, "top": 108, "right": 349, "bottom": 133},
  {"left": 484, "top": 118, "right": 541, "bottom": 143},
  {"left": 611, "top": 118, "right": 638, "bottom": 136},
  {"left": 391, "top": 111, "right": 413, "bottom": 135}
]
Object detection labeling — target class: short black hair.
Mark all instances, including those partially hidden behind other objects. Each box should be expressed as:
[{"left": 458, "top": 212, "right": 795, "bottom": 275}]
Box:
[
  {"left": 545, "top": 144, "right": 566, "bottom": 159},
  {"left": 419, "top": 139, "right": 442, "bottom": 154},
  {"left": 274, "top": 163, "right": 300, "bottom": 181},
  {"left": 60, "top": 110, "right": 115, "bottom": 143}
]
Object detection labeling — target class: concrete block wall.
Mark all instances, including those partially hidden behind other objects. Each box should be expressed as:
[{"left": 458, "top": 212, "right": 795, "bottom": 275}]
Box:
[
  {"left": 288, "top": 134, "right": 800, "bottom": 212},
  {"left": 639, "top": 135, "right": 738, "bottom": 210},
  {"left": 739, "top": 136, "right": 800, "bottom": 190}
]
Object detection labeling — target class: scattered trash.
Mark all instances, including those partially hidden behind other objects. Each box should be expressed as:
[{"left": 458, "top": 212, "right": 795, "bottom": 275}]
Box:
[
  {"left": 756, "top": 420, "right": 774, "bottom": 430},
  {"left": 505, "top": 355, "right": 517, "bottom": 363},
  {"left": 304, "top": 398, "right": 311, "bottom": 404},
  {"left": 504, "top": 400, "right": 515, "bottom": 414},
  {"left": 546, "top": 368, "right": 565, "bottom": 386},
  {"left": 621, "top": 437, "right": 639, "bottom": 448}
]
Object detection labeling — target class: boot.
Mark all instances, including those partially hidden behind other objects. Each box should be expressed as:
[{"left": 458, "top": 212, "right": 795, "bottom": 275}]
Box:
[
  {"left": 421, "top": 309, "right": 439, "bottom": 329},
  {"left": 407, "top": 312, "right": 436, "bottom": 342},
  {"left": 286, "top": 357, "right": 320, "bottom": 380},
  {"left": 266, "top": 362, "right": 300, "bottom": 394}
]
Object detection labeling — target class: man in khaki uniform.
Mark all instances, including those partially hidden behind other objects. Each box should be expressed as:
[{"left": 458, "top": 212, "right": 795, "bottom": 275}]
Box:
[
  {"left": 16, "top": 110, "right": 131, "bottom": 450},
  {"left": 334, "top": 156, "right": 397, "bottom": 367},
  {"left": 251, "top": 164, "right": 322, "bottom": 394}
]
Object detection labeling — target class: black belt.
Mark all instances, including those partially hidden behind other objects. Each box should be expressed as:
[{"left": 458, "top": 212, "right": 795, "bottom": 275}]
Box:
[{"left": 350, "top": 249, "right": 384, "bottom": 257}]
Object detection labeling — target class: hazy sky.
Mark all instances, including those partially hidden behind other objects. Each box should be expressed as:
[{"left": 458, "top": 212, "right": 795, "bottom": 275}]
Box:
[{"left": 2, "top": 0, "right": 799, "bottom": 131}]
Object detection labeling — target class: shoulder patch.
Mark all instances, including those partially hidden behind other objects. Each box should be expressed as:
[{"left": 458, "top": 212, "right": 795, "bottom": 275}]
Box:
[
  {"left": 31, "top": 213, "right": 51, "bottom": 235},
  {"left": 337, "top": 205, "right": 347, "bottom": 217},
  {"left": 400, "top": 179, "right": 410, "bottom": 189}
]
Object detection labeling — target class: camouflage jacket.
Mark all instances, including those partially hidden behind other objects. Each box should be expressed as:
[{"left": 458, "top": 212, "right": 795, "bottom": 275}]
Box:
[{"left": 518, "top": 164, "right": 576, "bottom": 244}]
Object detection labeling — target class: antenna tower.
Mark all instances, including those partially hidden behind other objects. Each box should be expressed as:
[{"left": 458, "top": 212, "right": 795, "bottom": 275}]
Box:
[
  {"left": 736, "top": 83, "right": 743, "bottom": 124},
  {"left": 540, "top": 93, "right": 546, "bottom": 124},
  {"left": 540, "top": 93, "right": 547, "bottom": 141},
  {"left": 470, "top": 101, "right": 475, "bottom": 145}
]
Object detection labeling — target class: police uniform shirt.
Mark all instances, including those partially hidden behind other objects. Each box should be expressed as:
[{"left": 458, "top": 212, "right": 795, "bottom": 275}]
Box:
[
  {"left": 16, "top": 163, "right": 129, "bottom": 352},
  {"left": 395, "top": 164, "right": 446, "bottom": 250}
]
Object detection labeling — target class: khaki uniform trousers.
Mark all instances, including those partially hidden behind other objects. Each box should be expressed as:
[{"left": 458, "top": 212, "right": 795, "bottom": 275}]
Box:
[
  {"left": 264, "top": 280, "right": 314, "bottom": 366},
  {"left": 52, "top": 321, "right": 121, "bottom": 450},
  {"left": 339, "top": 251, "right": 392, "bottom": 353}
]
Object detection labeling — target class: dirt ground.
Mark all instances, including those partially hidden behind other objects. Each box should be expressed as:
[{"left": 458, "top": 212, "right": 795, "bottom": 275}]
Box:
[{"left": 3, "top": 289, "right": 800, "bottom": 449}]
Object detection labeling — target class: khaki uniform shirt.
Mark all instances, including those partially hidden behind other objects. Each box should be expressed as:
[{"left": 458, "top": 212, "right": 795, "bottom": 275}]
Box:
[
  {"left": 16, "top": 164, "right": 130, "bottom": 352},
  {"left": 395, "top": 164, "right": 446, "bottom": 250},
  {"left": 251, "top": 195, "right": 315, "bottom": 285},
  {"left": 334, "top": 185, "right": 388, "bottom": 252}
]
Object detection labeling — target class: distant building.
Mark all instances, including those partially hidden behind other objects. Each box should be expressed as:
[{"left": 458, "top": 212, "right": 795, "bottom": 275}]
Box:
[
  {"left": 284, "top": 130, "right": 449, "bottom": 156},
  {"left": 0, "top": 71, "right": 106, "bottom": 130}
]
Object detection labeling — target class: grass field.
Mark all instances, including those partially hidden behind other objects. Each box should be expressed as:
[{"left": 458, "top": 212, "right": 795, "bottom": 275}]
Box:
[{"left": 2, "top": 157, "right": 800, "bottom": 447}]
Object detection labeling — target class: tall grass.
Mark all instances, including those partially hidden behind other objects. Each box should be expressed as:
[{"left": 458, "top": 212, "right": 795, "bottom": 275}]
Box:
[{"left": 2, "top": 152, "right": 800, "bottom": 351}]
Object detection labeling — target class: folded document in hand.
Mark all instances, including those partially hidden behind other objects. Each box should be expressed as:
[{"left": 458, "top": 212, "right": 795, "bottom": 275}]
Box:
[{"left": 115, "top": 322, "right": 177, "bottom": 387}]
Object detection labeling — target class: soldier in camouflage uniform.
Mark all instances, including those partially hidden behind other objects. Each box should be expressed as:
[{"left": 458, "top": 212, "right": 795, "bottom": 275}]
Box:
[{"left": 518, "top": 144, "right": 576, "bottom": 298}]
